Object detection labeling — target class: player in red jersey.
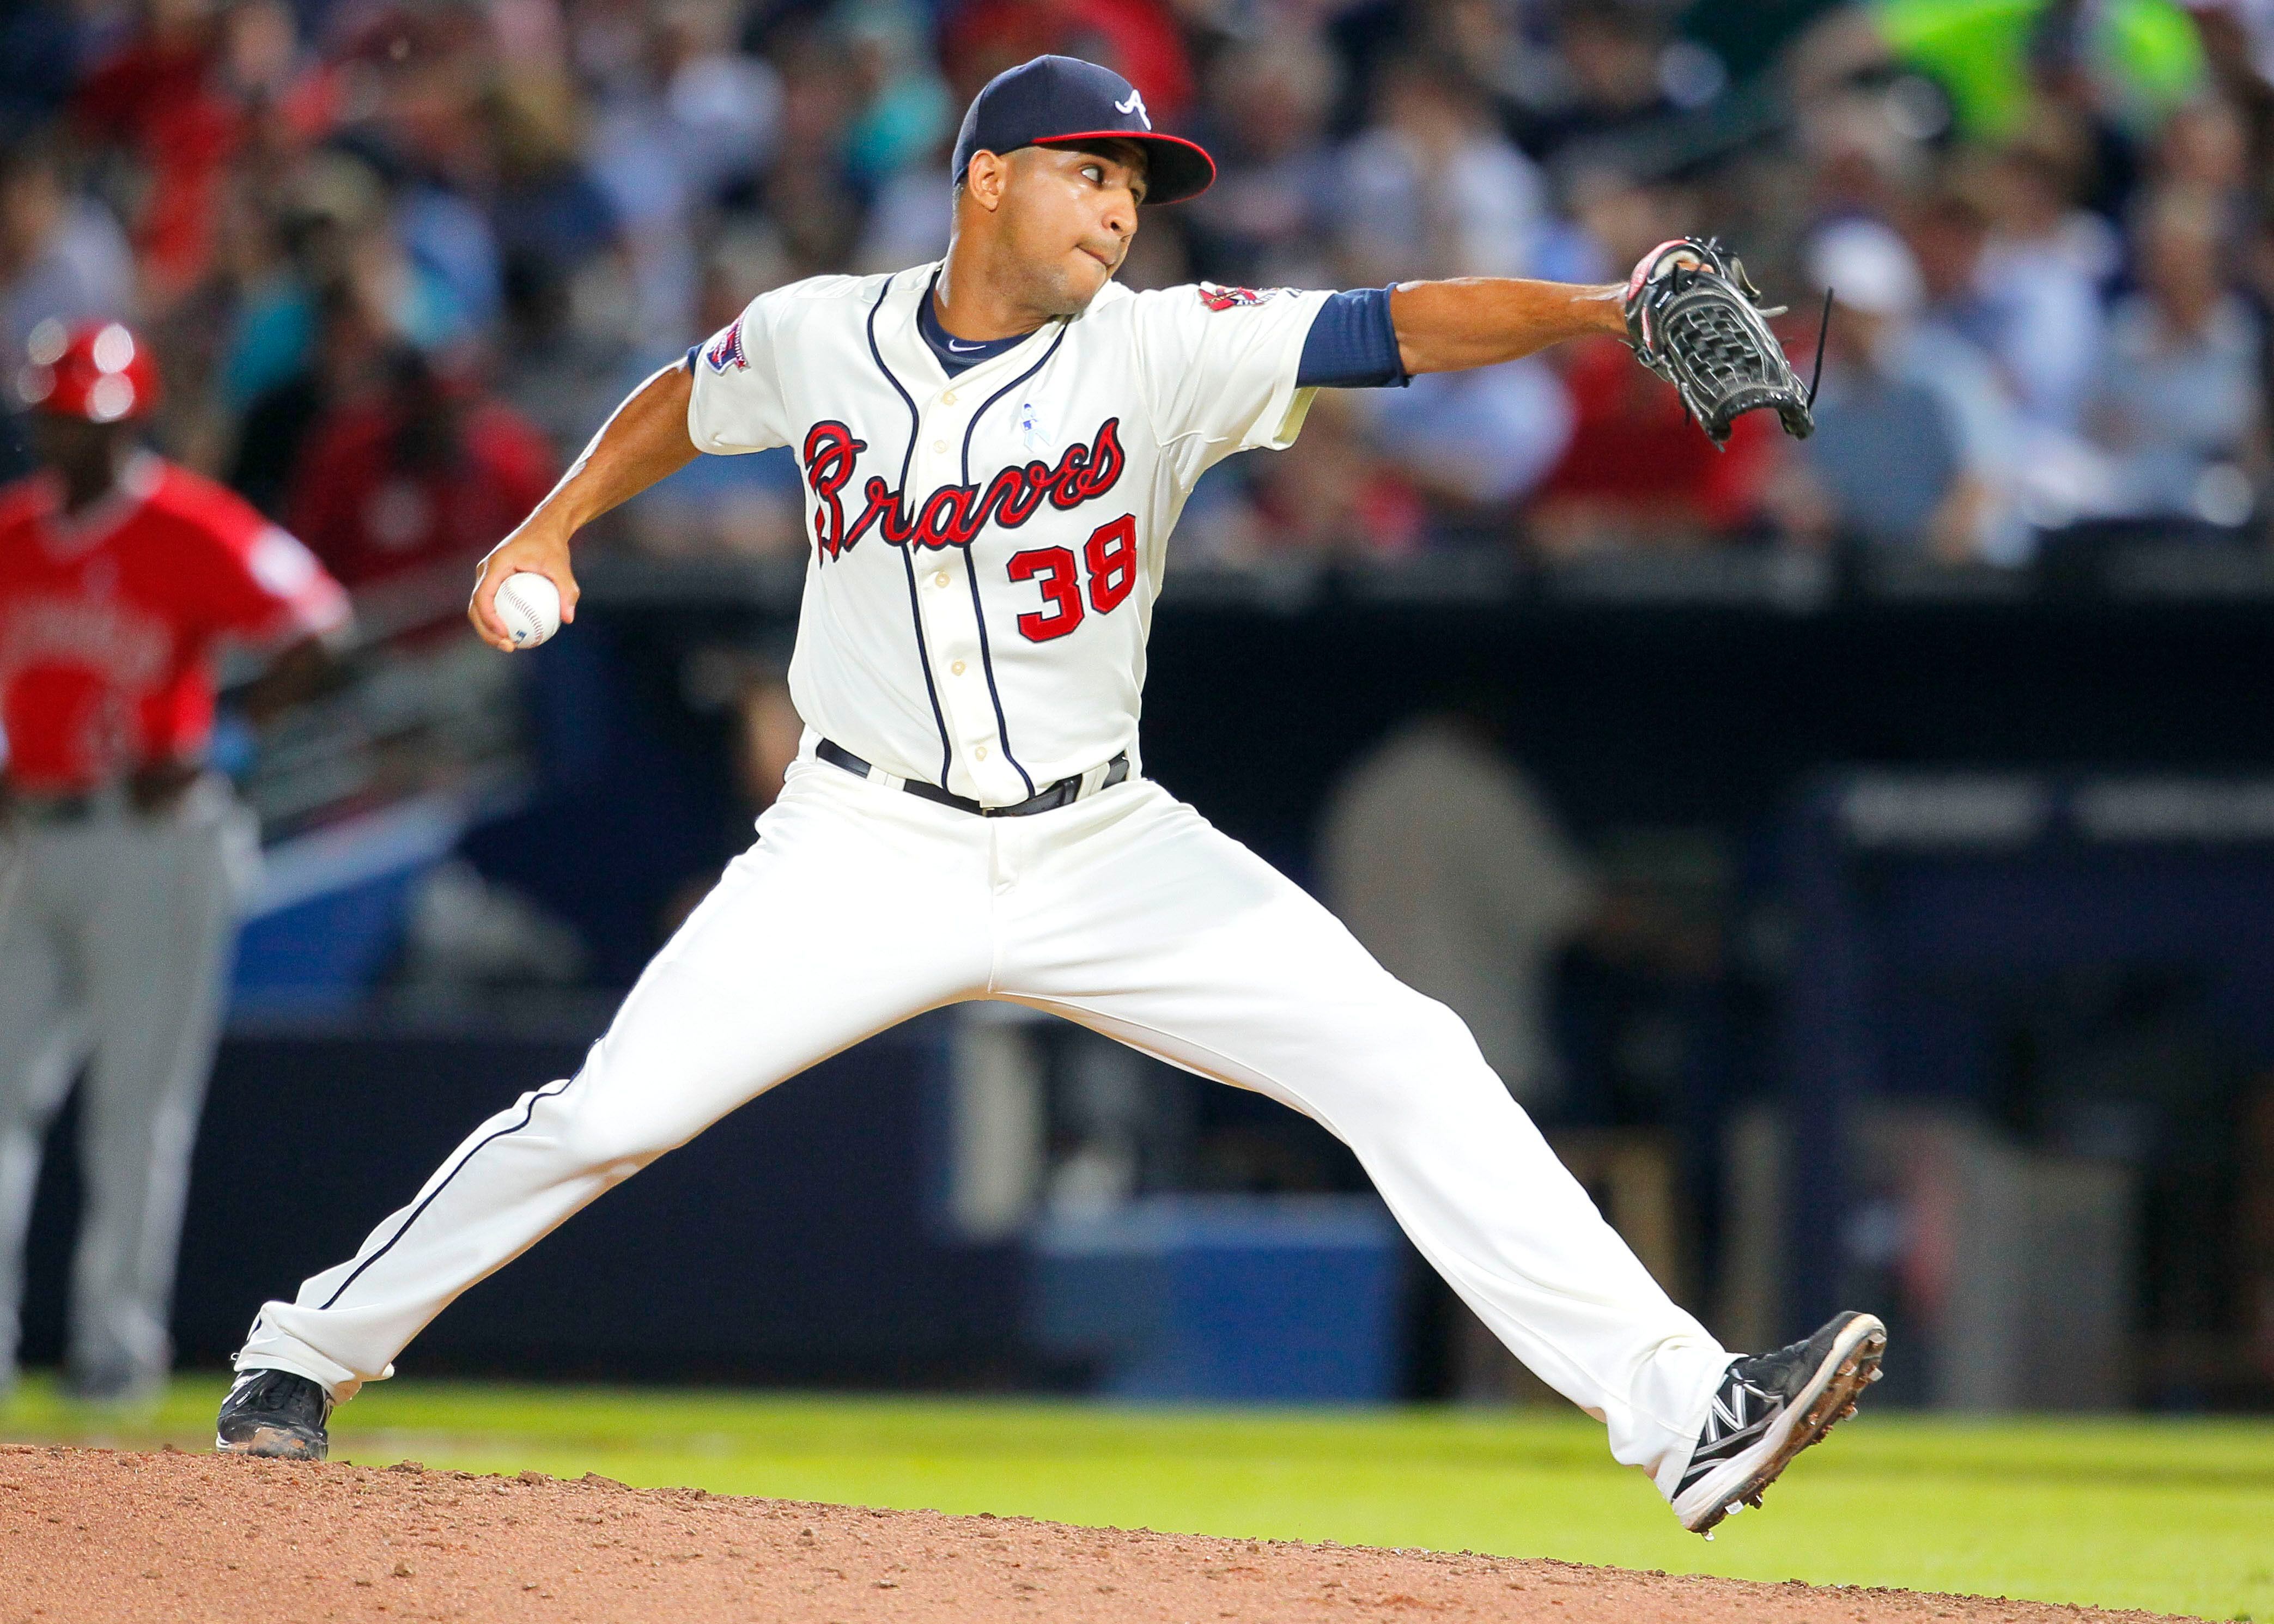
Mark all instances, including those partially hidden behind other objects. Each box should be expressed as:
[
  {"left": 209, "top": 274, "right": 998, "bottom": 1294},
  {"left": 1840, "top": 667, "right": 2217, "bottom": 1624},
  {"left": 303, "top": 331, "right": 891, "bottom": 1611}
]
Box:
[{"left": 0, "top": 321, "right": 349, "bottom": 1403}]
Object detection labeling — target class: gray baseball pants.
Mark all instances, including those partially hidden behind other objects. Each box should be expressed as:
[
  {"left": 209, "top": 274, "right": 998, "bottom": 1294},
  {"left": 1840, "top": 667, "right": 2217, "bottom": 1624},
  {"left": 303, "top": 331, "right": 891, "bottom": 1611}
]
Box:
[{"left": 0, "top": 777, "right": 254, "bottom": 1394}]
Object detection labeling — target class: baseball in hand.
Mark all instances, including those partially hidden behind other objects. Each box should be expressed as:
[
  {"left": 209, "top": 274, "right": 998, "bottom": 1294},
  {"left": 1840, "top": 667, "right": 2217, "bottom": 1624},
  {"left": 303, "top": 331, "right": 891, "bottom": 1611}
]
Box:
[{"left": 493, "top": 571, "right": 562, "bottom": 649}]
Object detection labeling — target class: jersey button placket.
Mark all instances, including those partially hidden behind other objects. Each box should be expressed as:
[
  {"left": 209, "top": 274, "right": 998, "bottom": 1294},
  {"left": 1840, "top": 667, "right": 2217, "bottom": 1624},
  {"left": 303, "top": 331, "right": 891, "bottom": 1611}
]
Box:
[{"left": 904, "top": 403, "right": 1007, "bottom": 802}]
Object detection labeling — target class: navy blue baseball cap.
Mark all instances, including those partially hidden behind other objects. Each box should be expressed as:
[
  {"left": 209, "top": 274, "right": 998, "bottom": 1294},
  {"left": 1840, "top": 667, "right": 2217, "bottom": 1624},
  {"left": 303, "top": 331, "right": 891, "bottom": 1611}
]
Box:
[{"left": 951, "top": 55, "right": 1215, "bottom": 206}]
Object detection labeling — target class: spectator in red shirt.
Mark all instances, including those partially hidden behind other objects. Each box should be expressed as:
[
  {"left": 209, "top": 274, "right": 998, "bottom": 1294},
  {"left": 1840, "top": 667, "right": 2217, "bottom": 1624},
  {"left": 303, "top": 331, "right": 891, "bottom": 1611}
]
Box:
[
  {"left": 0, "top": 321, "right": 348, "bottom": 1403},
  {"left": 68, "top": 0, "right": 242, "bottom": 305},
  {"left": 1527, "top": 332, "right": 1781, "bottom": 555},
  {"left": 941, "top": 4, "right": 1192, "bottom": 127},
  {"left": 283, "top": 347, "right": 555, "bottom": 625},
  {"left": 68, "top": 0, "right": 332, "bottom": 309}
]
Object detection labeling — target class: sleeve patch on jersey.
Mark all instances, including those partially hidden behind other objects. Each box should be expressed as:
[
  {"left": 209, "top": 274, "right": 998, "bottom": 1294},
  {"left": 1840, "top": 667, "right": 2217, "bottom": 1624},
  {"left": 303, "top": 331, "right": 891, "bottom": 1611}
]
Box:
[
  {"left": 248, "top": 526, "right": 321, "bottom": 597},
  {"left": 1197, "top": 283, "right": 1281, "bottom": 312},
  {"left": 705, "top": 319, "right": 749, "bottom": 372}
]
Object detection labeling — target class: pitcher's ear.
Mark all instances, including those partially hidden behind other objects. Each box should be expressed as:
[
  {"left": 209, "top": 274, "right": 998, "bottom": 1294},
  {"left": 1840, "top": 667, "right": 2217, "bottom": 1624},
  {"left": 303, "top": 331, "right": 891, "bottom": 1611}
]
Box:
[{"left": 963, "top": 149, "right": 1011, "bottom": 212}]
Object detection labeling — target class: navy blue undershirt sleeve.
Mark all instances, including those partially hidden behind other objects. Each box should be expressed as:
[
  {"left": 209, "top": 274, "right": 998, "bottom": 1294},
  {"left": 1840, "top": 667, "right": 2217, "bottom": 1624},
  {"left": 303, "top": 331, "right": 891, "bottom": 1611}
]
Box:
[{"left": 1296, "top": 286, "right": 1410, "bottom": 390}]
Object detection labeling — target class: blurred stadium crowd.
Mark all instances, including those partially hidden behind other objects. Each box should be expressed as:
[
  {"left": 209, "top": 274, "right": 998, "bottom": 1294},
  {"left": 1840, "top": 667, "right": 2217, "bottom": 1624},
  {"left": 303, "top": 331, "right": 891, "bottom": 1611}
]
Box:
[
  {"left": 3, "top": 0, "right": 2271, "bottom": 583},
  {"left": 10, "top": 0, "right": 2274, "bottom": 1410}
]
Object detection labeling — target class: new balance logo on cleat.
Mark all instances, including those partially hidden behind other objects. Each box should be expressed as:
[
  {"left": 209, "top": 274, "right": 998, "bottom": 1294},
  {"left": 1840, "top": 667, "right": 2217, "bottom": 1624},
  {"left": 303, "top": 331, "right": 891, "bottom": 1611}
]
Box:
[
  {"left": 1681, "top": 1376, "right": 1779, "bottom": 1491},
  {"left": 1670, "top": 1311, "right": 1886, "bottom": 1537}
]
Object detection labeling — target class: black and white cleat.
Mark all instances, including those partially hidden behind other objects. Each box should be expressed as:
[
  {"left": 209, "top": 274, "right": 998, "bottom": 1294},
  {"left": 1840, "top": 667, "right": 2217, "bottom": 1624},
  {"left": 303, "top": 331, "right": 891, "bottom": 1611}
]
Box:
[
  {"left": 1670, "top": 1310, "right": 1887, "bottom": 1537},
  {"left": 215, "top": 1368, "right": 333, "bottom": 1461}
]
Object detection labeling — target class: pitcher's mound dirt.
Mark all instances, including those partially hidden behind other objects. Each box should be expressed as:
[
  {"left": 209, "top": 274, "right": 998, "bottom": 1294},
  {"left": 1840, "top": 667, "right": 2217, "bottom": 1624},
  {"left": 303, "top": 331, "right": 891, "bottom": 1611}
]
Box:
[{"left": 0, "top": 1444, "right": 2192, "bottom": 1623}]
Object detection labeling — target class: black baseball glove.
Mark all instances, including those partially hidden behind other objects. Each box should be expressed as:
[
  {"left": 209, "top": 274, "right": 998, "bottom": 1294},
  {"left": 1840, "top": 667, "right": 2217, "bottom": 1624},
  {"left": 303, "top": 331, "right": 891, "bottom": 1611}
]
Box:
[{"left": 1622, "top": 236, "right": 1820, "bottom": 446}]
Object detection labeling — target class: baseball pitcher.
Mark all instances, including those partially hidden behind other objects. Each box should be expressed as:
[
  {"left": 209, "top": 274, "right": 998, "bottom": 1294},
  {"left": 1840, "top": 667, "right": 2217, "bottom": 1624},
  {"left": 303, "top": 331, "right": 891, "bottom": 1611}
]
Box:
[{"left": 220, "top": 57, "right": 1877, "bottom": 1535}]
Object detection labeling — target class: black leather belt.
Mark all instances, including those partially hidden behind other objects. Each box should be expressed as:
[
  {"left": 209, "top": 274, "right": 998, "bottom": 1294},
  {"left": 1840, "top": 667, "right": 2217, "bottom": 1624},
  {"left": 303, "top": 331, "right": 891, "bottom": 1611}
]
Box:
[
  {"left": 818, "top": 739, "right": 1129, "bottom": 817},
  {"left": 10, "top": 792, "right": 100, "bottom": 827}
]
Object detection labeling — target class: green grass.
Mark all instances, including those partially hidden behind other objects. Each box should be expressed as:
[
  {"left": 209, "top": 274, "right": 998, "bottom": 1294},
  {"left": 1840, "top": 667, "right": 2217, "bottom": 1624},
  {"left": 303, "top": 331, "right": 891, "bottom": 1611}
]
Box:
[{"left": 5, "top": 1378, "right": 2266, "bottom": 1620}]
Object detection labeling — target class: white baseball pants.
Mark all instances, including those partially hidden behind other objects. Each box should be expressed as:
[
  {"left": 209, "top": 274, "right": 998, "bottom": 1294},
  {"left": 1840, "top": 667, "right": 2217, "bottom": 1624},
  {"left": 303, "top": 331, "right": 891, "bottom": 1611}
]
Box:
[
  {"left": 240, "top": 746, "right": 1729, "bottom": 1494},
  {"left": 0, "top": 778, "right": 254, "bottom": 1391}
]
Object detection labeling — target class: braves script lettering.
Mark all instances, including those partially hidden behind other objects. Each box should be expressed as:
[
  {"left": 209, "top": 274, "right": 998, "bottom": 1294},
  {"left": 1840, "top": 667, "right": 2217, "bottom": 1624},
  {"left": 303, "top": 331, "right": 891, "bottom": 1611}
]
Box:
[{"left": 801, "top": 418, "right": 1126, "bottom": 561}]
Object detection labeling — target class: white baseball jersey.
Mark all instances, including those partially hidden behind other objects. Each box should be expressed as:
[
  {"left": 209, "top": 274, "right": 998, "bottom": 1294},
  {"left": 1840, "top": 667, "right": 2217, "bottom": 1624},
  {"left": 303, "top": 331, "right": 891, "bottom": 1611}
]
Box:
[{"left": 686, "top": 264, "right": 1331, "bottom": 807}]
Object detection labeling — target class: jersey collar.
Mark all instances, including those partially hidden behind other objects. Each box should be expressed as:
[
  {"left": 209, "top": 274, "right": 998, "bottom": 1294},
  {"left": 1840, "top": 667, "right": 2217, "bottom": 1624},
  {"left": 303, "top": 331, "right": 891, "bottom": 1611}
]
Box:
[
  {"left": 878, "top": 262, "right": 1069, "bottom": 394},
  {"left": 34, "top": 451, "right": 163, "bottom": 561}
]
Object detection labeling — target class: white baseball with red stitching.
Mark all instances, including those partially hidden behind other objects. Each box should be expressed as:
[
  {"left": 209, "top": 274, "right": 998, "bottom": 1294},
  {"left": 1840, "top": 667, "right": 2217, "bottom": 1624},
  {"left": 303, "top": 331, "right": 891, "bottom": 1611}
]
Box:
[{"left": 494, "top": 571, "right": 562, "bottom": 649}]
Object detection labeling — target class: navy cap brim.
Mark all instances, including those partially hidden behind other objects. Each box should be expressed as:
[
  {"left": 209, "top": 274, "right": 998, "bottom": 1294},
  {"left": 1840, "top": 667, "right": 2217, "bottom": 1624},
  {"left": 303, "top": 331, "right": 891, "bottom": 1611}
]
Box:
[{"left": 1031, "top": 131, "right": 1215, "bottom": 205}]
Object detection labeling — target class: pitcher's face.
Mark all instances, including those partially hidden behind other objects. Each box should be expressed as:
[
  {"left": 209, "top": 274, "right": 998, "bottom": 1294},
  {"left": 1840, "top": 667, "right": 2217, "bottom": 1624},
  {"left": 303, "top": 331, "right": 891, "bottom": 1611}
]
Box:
[{"left": 980, "top": 143, "right": 1148, "bottom": 316}]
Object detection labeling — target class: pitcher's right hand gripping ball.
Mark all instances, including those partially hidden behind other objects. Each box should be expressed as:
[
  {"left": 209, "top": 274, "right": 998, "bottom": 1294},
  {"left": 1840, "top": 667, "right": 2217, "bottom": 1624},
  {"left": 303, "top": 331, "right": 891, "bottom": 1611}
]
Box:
[
  {"left": 493, "top": 570, "right": 562, "bottom": 649},
  {"left": 1622, "top": 237, "right": 1816, "bottom": 446}
]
